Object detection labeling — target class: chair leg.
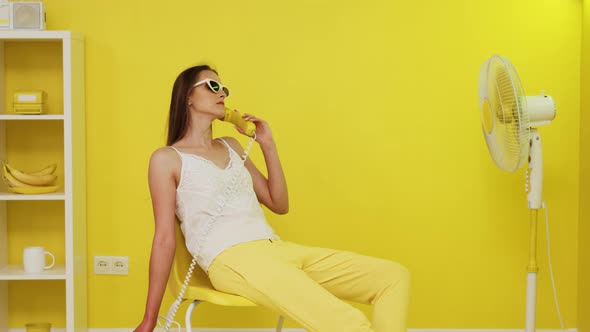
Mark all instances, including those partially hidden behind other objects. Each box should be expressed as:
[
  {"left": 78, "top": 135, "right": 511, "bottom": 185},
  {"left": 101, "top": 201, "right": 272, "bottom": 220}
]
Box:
[
  {"left": 276, "top": 315, "right": 284, "bottom": 332},
  {"left": 185, "top": 300, "right": 202, "bottom": 332}
]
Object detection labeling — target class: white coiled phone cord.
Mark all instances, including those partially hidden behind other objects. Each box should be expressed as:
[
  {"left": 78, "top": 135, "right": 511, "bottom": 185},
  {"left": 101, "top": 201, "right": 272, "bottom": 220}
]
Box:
[{"left": 159, "top": 134, "right": 257, "bottom": 332}]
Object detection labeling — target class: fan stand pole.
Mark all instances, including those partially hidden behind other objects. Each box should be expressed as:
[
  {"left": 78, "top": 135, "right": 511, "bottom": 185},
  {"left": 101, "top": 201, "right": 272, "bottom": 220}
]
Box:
[
  {"left": 526, "top": 209, "right": 539, "bottom": 332},
  {"left": 526, "top": 128, "right": 543, "bottom": 332}
]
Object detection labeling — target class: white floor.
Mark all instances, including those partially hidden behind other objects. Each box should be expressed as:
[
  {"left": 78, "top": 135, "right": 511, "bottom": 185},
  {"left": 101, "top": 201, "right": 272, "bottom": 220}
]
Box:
[{"left": 6, "top": 328, "right": 580, "bottom": 332}]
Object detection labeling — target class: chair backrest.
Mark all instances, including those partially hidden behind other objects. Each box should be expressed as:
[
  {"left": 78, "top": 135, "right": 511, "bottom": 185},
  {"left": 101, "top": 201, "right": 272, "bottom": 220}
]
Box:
[
  {"left": 167, "top": 220, "right": 215, "bottom": 296},
  {"left": 166, "top": 220, "right": 259, "bottom": 307}
]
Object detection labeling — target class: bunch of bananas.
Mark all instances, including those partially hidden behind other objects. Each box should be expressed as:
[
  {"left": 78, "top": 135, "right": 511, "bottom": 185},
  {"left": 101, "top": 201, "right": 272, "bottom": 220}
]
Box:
[{"left": 1, "top": 161, "right": 59, "bottom": 194}]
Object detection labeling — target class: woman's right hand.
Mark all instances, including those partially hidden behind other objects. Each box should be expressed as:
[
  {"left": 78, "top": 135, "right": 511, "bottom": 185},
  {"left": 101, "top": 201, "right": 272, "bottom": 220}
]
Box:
[{"left": 133, "top": 318, "right": 157, "bottom": 332}]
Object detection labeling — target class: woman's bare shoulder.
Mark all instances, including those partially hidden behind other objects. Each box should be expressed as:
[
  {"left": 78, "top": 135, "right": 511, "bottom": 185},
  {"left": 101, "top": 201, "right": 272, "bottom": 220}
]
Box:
[
  {"left": 219, "top": 136, "right": 244, "bottom": 153},
  {"left": 149, "top": 146, "right": 181, "bottom": 171}
]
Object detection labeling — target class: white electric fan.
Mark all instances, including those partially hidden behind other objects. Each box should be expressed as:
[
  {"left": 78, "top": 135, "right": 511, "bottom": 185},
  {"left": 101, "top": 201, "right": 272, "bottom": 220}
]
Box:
[{"left": 478, "top": 55, "right": 556, "bottom": 332}]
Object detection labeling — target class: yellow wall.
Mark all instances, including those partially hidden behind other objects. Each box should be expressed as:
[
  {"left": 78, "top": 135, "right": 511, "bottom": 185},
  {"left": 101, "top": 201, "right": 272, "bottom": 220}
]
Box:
[
  {"left": 579, "top": 2, "right": 590, "bottom": 332},
  {"left": 5, "top": 0, "right": 584, "bottom": 329}
]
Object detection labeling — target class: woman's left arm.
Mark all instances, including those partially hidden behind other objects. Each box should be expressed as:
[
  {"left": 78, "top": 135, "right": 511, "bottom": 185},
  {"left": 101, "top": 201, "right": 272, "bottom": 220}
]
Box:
[{"left": 225, "top": 114, "right": 289, "bottom": 214}]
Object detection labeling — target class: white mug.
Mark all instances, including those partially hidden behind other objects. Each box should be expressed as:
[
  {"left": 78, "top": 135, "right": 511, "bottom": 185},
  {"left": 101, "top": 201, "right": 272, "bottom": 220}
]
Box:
[{"left": 23, "top": 247, "right": 55, "bottom": 273}]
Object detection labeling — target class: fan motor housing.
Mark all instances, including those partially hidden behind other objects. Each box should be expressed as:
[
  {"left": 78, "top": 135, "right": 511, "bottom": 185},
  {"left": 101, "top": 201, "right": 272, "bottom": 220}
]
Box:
[{"left": 526, "top": 95, "right": 556, "bottom": 127}]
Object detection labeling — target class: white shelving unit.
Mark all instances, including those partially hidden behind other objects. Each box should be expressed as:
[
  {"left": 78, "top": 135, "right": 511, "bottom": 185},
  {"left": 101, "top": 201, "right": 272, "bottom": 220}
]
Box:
[{"left": 0, "top": 31, "right": 86, "bottom": 331}]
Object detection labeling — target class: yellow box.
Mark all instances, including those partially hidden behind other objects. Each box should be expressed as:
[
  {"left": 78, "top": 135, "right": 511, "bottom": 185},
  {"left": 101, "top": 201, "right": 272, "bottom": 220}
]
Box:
[{"left": 13, "top": 90, "right": 46, "bottom": 114}]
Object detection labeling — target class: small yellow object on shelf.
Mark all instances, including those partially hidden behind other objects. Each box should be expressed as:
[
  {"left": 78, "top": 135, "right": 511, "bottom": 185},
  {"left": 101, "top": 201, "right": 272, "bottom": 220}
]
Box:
[
  {"left": 25, "top": 322, "right": 51, "bottom": 332},
  {"left": 13, "top": 90, "right": 47, "bottom": 114}
]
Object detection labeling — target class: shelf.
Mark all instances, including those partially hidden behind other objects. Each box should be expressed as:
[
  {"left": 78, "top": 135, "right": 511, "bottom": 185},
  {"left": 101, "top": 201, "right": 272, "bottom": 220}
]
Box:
[
  {"left": 0, "top": 30, "right": 82, "bottom": 41},
  {"left": 0, "top": 191, "right": 65, "bottom": 201},
  {"left": 0, "top": 114, "right": 64, "bottom": 120},
  {"left": 0, "top": 265, "right": 66, "bottom": 280},
  {"left": 0, "top": 29, "right": 86, "bottom": 330}
]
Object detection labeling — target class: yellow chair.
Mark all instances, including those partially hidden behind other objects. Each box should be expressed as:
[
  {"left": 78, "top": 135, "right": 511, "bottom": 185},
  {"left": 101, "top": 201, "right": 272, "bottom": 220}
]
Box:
[{"left": 168, "top": 221, "right": 285, "bottom": 331}]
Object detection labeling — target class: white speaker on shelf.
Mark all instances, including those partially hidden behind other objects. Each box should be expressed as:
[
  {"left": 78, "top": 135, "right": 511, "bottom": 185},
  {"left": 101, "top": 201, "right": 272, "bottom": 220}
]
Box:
[
  {"left": 13, "top": 2, "right": 45, "bottom": 29},
  {"left": 0, "top": 1, "right": 46, "bottom": 30}
]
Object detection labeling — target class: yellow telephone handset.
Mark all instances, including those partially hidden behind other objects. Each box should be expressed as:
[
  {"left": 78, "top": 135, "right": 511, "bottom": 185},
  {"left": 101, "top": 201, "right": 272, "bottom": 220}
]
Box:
[{"left": 223, "top": 106, "right": 256, "bottom": 137}]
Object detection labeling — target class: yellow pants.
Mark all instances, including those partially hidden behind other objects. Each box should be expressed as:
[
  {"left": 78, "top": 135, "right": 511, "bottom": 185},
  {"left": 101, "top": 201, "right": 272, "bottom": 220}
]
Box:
[{"left": 208, "top": 239, "right": 410, "bottom": 332}]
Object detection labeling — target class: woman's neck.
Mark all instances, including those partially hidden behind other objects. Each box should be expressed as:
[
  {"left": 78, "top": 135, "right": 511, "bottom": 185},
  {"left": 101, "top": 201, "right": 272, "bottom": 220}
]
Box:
[
  {"left": 175, "top": 110, "right": 221, "bottom": 148},
  {"left": 178, "top": 126, "right": 214, "bottom": 148}
]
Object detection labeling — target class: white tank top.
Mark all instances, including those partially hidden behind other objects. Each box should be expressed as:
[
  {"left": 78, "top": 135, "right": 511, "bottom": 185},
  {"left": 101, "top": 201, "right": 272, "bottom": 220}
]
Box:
[{"left": 171, "top": 138, "right": 278, "bottom": 272}]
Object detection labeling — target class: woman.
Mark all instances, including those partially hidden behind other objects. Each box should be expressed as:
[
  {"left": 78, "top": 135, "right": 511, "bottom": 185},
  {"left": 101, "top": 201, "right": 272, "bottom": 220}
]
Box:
[{"left": 134, "top": 65, "right": 410, "bottom": 332}]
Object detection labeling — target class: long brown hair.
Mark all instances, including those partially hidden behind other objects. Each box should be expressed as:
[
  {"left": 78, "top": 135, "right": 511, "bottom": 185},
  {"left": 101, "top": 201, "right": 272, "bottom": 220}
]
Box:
[{"left": 167, "top": 65, "right": 218, "bottom": 146}]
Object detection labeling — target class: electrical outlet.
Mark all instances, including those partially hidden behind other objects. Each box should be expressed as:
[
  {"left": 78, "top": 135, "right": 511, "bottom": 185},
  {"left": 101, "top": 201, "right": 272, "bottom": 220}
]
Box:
[
  {"left": 111, "top": 256, "right": 129, "bottom": 275},
  {"left": 93, "top": 255, "right": 129, "bottom": 275},
  {"left": 94, "top": 256, "right": 111, "bottom": 274}
]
